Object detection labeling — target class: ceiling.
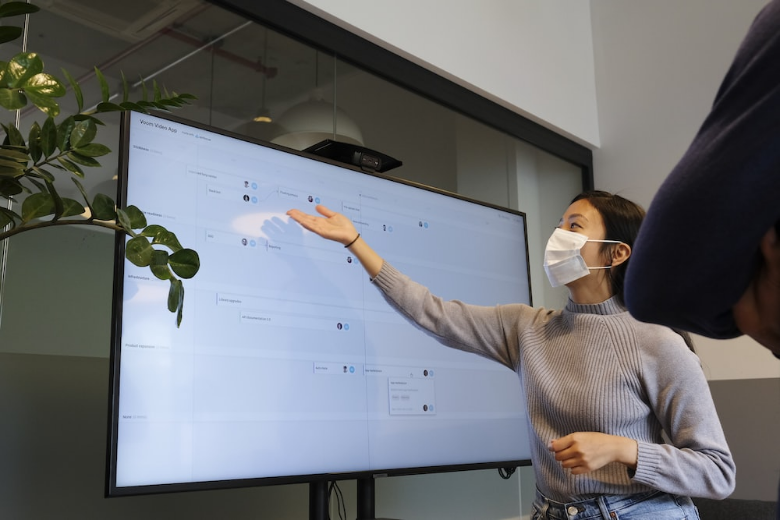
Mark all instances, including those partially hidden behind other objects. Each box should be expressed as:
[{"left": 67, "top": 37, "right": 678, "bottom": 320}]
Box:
[
  {"left": 7, "top": 0, "right": 363, "bottom": 201},
  {"left": 21, "top": 0, "right": 358, "bottom": 121}
]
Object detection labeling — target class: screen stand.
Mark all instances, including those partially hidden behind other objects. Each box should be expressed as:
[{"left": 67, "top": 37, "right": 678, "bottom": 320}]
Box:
[
  {"left": 309, "top": 481, "right": 329, "bottom": 519},
  {"left": 309, "top": 478, "right": 376, "bottom": 520},
  {"left": 356, "top": 477, "right": 376, "bottom": 520}
]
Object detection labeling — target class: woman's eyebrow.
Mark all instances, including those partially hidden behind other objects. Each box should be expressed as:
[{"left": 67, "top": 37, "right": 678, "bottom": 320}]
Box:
[{"left": 566, "top": 213, "right": 589, "bottom": 222}]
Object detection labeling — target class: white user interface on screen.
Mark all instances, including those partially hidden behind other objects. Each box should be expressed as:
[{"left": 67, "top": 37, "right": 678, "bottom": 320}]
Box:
[{"left": 114, "top": 111, "right": 532, "bottom": 488}]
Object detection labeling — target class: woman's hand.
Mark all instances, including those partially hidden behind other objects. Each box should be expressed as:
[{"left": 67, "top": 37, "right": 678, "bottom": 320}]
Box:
[
  {"left": 287, "top": 204, "right": 385, "bottom": 278},
  {"left": 287, "top": 205, "right": 358, "bottom": 246},
  {"left": 549, "top": 432, "right": 638, "bottom": 474},
  {"left": 733, "top": 225, "right": 780, "bottom": 358}
]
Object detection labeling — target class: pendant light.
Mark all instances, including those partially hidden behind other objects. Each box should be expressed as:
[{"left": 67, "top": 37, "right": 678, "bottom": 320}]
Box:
[
  {"left": 253, "top": 28, "right": 272, "bottom": 123},
  {"left": 271, "top": 51, "right": 363, "bottom": 150}
]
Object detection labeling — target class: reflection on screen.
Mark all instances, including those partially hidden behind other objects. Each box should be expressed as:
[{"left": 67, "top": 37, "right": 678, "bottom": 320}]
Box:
[{"left": 109, "top": 111, "right": 532, "bottom": 493}]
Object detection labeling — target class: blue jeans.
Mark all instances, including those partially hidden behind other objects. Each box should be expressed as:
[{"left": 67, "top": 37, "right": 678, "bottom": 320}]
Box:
[{"left": 531, "top": 488, "right": 700, "bottom": 520}]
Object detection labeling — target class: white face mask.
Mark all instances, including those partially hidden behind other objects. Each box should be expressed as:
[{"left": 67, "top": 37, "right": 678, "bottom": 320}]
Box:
[{"left": 543, "top": 228, "right": 622, "bottom": 288}]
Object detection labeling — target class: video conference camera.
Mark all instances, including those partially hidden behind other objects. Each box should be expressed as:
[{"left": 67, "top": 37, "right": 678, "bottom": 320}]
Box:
[{"left": 304, "top": 139, "right": 403, "bottom": 174}]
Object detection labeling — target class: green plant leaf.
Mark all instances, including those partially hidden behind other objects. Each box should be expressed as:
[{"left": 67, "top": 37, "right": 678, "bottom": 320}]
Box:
[
  {"left": 27, "top": 122, "right": 41, "bottom": 162},
  {"left": 0, "top": 59, "right": 8, "bottom": 86},
  {"left": 66, "top": 151, "right": 100, "bottom": 167},
  {"left": 31, "top": 166, "right": 56, "bottom": 183},
  {"left": 40, "top": 116, "right": 57, "bottom": 157},
  {"left": 115, "top": 208, "right": 135, "bottom": 237},
  {"left": 23, "top": 88, "right": 60, "bottom": 117},
  {"left": 21, "top": 192, "right": 55, "bottom": 221},
  {"left": 139, "top": 77, "right": 148, "bottom": 101},
  {"left": 168, "top": 277, "right": 182, "bottom": 312},
  {"left": 45, "top": 180, "right": 65, "bottom": 220},
  {"left": 5, "top": 53, "right": 43, "bottom": 88},
  {"left": 119, "top": 101, "right": 148, "bottom": 113},
  {"left": 23, "top": 72, "right": 66, "bottom": 97},
  {"left": 73, "top": 114, "right": 104, "bottom": 126},
  {"left": 71, "top": 177, "right": 89, "bottom": 200},
  {"left": 0, "top": 2, "right": 40, "bottom": 17},
  {"left": 153, "top": 79, "right": 161, "bottom": 102},
  {"left": 175, "top": 285, "right": 184, "bottom": 327},
  {"left": 0, "top": 87, "right": 26, "bottom": 110},
  {"left": 0, "top": 146, "right": 29, "bottom": 163},
  {"left": 94, "top": 66, "right": 110, "bottom": 103},
  {"left": 56, "top": 116, "right": 75, "bottom": 151},
  {"left": 71, "top": 177, "right": 94, "bottom": 216},
  {"left": 0, "top": 177, "right": 24, "bottom": 197},
  {"left": 95, "top": 101, "right": 123, "bottom": 113},
  {"left": 125, "top": 236, "right": 153, "bottom": 267},
  {"left": 150, "top": 228, "right": 183, "bottom": 252},
  {"left": 91, "top": 193, "right": 116, "bottom": 220},
  {"left": 0, "top": 156, "right": 25, "bottom": 170},
  {"left": 69, "top": 119, "right": 97, "bottom": 148},
  {"left": 0, "top": 26, "right": 22, "bottom": 45},
  {"left": 169, "top": 248, "right": 200, "bottom": 279},
  {"left": 61, "top": 198, "right": 85, "bottom": 217},
  {"left": 150, "top": 249, "right": 172, "bottom": 280},
  {"left": 0, "top": 165, "right": 23, "bottom": 177},
  {"left": 124, "top": 205, "right": 147, "bottom": 229},
  {"left": 72, "top": 143, "right": 110, "bottom": 157},
  {"left": 140, "top": 224, "right": 164, "bottom": 237},
  {"left": 26, "top": 177, "right": 46, "bottom": 193},
  {"left": 141, "top": 224, "right": 182, "bottom": 252},
  {"left": 0, "top": 206, "right": 22, "bottom": 229},
  {"left": 0, "top": 209, "right": 12, "bottom": 228},
  {"left": 2, "top": 122, "right": 25, "bottom": 147},
  {"left": 121, "top": 70, "right": 129, "bottom": 104},
  {"left": 56, "top": 156, "right": 85, "bottom": 177},
  {"left": 61, "top": 68, "right": 83, "bottom": 113}
]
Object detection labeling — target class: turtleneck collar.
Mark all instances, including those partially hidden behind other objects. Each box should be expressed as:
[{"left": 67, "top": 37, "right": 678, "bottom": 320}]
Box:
[{"left": 565, "top": 295, "right": 626, "bottom": 316}]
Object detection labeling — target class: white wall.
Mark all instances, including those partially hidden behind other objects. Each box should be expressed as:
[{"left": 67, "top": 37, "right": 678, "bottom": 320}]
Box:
[
  {"left": 287, "top": 0, "right": 601, "bottom": 148},
  {"left": 590, "top": 0, "right": 780, "bottom": 381}
]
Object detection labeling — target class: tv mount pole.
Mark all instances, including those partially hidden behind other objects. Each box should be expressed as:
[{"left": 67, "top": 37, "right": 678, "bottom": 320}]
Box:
[
  {"left": 309, "top": 477, "right": 376, "bottom": 520},
  {"left": 309, "top": 481, "right": 328, "bottom": 519}
]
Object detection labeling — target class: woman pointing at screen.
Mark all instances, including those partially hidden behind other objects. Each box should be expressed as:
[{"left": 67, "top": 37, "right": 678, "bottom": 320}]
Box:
[{"left": 288, "top": 190, "right": 734, "bottom": 520}]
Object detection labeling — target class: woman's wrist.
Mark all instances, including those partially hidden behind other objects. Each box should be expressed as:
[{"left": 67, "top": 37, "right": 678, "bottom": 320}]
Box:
[
  {"left": 343, "top": 233, "right": 361, "bottom": 248},
  {"left": 617, "top": 437, "right": 638, "bottom": 469}
]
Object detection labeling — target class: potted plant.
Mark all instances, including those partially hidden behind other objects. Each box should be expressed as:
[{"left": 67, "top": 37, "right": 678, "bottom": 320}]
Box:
[{"left": 0, "top": 0, "right": 200, "bottom": 325}]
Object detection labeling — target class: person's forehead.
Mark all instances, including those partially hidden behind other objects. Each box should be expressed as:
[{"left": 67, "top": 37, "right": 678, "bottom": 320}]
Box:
[{"left": 563, "top": 199, "right": 601, "bottom": 223}]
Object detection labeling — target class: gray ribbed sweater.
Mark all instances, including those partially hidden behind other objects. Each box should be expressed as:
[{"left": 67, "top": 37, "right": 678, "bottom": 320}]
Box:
[{"left": 372, "top": 263, "right": 736, "bottom": 502}]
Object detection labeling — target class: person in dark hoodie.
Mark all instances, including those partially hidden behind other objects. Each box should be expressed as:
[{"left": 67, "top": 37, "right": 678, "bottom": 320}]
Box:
[{"left": 624, "top": 1, "right": 780, "bottom": 515}]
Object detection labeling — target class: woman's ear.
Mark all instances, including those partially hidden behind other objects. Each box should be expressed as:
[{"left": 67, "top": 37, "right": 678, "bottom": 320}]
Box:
[{"left": 611, "top": 243, "right": 632, "bottom": 268}]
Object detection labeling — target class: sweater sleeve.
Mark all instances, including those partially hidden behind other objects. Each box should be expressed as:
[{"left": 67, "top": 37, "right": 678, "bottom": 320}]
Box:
[
  {"left": 631, "top": 325, "right": 736, "bottom": 499},
  {"left": 371, "top": 262, "right": 537, "bottom": 371},
  {"left": 625, "top": 0, "right": 780, "bottom": 339}
]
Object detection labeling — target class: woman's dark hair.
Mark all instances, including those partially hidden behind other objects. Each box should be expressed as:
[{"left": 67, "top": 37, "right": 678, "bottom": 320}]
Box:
[
  {"left": 571, "top": 190, "right": 695, "bottom": 352},
  {"left": 571, "top": 190, "right": 644, "bottom": 308}
]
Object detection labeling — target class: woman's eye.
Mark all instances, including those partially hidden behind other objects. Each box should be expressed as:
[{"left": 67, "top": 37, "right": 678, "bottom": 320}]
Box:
[{"left": 569, "top": 223, "right": 581, "bottom": 229}]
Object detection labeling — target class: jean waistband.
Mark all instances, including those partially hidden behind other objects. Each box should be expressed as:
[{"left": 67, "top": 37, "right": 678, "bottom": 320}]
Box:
[{"left": 535, "top": 488, "right": 662, "bottom": 517}]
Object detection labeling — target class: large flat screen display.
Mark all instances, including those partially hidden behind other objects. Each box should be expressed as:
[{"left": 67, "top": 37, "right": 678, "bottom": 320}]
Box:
[{"left": 107, "top": 110, "right": 533, "bottom": 496}]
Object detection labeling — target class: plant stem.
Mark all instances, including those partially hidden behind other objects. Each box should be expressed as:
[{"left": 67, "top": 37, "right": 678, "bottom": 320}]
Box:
[{"left": 0, "top": 219, "right": 122, "bottom": 241}]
